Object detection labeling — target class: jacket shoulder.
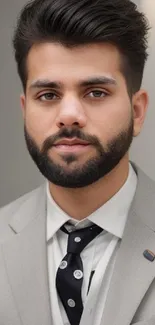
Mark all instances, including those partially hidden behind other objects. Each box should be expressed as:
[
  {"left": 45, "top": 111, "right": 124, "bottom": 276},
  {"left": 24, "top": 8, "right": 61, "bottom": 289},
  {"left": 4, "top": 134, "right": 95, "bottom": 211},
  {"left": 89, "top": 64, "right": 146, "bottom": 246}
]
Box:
[{"left": 0, "top": 185, "right": 45, "bottom": 239}]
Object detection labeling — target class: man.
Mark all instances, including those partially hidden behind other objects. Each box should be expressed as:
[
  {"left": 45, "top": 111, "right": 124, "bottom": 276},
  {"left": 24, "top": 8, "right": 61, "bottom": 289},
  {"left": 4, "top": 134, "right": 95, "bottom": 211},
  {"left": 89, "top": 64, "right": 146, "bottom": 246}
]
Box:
[{"left": 0, "top": 0, "right": 154, "bottom": 324}]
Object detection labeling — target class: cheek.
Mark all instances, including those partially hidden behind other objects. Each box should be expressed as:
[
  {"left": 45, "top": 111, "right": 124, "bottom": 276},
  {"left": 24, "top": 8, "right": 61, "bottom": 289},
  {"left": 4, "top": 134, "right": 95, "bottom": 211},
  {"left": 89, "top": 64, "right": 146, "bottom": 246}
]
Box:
[
  {"left": 89, "top": 98, "right": 131, "bottom": 142},
  {"left": 24, "top": 104, "right": 55, "bottom": 145}
]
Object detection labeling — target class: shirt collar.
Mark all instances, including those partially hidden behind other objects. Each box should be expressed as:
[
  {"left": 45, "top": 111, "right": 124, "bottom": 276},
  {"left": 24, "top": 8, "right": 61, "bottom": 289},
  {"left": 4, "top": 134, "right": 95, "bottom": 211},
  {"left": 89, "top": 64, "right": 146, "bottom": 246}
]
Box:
[
  {"left": 46, "top": 163, "right": 137, "bottom": 241},
  {"left": 88, "top": 163, "right": 137, "bottom": 238},
  {"left": 46, "top": 185, "right": 70, "bottom": 241}
]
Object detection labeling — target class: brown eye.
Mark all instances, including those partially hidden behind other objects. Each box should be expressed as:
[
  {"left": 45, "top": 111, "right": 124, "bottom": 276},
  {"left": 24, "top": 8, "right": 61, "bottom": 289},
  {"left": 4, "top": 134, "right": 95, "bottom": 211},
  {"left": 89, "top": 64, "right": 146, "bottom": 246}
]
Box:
[
  {"left": 39, "top": 93, "right": 58, "bottom": 101},
  {"left": 87, "top": 90, "right": 107, "bottom": 98}
]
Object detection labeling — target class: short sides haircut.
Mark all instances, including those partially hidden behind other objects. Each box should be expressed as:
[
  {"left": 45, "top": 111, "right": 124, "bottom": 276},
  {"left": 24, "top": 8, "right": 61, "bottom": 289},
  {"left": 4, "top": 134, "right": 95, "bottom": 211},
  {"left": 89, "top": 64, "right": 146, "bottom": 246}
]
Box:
[{"left": 13, "top": 0, "right": 150, "bottom": 95}]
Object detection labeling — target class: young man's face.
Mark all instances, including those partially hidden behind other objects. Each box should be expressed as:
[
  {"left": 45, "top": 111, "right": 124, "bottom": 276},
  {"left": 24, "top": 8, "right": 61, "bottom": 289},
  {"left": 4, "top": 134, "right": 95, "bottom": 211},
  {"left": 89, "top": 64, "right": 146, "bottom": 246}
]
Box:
[{"left": 21, "top": 42, "right": 147, "bottom": 188}]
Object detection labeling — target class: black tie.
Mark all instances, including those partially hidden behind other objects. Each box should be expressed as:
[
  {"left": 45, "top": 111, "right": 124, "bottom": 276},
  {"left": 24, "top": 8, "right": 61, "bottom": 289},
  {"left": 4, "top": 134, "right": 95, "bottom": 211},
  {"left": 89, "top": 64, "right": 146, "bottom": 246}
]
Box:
[{"left": 56, "top": 224, "right": 103, "bottom": 325}]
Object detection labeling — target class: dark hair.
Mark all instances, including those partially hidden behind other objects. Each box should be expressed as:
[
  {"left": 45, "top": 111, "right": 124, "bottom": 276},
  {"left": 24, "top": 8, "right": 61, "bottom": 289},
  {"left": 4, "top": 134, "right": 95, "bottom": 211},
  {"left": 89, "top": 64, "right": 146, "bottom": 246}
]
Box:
[{"left": 13, "top": 0, "right": 150, "bottom": 95}]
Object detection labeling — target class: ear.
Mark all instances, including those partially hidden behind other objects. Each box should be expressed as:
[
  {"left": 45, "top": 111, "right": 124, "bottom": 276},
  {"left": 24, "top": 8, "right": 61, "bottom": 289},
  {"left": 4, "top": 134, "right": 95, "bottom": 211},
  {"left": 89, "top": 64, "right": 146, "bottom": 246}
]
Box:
[
  {"left": 132, "top": 89, "right": 149, "bottom": 137},
  {"left": 20, "top": 94, "right": 26, "bottom": 119}
]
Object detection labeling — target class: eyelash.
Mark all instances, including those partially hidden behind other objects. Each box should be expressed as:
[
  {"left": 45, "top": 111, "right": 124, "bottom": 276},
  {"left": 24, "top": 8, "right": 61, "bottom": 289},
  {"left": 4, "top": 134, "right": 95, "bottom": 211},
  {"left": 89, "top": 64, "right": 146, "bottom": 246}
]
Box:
[{"left": 37, "top": 90, "right": 109, "bottom": 101}]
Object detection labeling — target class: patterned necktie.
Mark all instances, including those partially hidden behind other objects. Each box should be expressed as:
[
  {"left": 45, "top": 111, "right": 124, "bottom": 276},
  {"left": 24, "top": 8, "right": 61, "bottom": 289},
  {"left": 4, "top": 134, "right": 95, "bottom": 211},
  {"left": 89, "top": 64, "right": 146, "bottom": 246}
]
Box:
[{"left": 56, "top": 224, "right": 103, "bottom": 325}]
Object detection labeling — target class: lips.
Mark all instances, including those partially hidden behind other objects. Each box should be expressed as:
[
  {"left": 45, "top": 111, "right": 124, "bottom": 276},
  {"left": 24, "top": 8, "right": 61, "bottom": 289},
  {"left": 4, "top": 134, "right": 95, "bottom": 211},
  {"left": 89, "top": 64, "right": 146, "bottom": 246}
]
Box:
[{"left": 53, "top": 138, "right": 90, "bottom": 146}]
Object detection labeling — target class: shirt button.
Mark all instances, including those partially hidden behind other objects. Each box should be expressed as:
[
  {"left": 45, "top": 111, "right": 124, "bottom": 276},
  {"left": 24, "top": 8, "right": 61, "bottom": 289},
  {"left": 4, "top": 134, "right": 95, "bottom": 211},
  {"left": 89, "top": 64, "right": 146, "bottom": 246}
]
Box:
[
  {"left": 73, "top": 270, "right": 83, "bottom": 280},
  {"left": 74, "top": 237, "right": 81, "bottom": 243},
  {"left": 67, "top": 299, "right": 76, "bottom": 308},
  {"left": 59, "top": 260, "right": 68, "bottom": 269}
]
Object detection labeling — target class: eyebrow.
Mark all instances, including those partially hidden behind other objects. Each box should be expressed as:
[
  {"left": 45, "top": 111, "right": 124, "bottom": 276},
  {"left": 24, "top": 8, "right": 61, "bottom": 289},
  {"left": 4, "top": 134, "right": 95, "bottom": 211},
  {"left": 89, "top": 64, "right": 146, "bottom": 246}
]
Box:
[{"left": 29, "top": 76, "right": 117, "bottom": 90}]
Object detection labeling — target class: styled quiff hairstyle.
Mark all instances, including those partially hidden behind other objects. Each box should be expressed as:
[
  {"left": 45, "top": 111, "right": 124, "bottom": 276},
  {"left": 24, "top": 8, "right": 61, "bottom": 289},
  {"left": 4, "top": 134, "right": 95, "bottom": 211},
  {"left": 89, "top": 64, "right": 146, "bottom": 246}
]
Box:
[{"left": 13, "top": 0, "right": 150, "bottom": 95}]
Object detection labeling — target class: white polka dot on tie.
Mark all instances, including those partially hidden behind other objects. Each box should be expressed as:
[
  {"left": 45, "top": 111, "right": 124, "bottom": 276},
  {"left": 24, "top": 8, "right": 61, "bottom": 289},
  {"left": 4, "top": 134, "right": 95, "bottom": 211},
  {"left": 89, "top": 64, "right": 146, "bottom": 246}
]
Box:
[
  {"left": 67, "top": 299, "right": 76, "bottom": 308},
  {"left": 74, "top": 237, "right": 81, "bottom": 243},
  {"left": 59, "top": 260, "right": 68, "bottom": 269},
  {"left": 73, "top": 270, "right": 83, "bottom": 280}
]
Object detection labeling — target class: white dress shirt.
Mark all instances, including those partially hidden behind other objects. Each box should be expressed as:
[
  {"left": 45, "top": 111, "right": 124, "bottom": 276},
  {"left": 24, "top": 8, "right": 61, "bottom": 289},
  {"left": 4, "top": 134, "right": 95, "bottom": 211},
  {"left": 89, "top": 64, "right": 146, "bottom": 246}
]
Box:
[{"left": 47, "top": 163, "right": 137, "bottom": 325}]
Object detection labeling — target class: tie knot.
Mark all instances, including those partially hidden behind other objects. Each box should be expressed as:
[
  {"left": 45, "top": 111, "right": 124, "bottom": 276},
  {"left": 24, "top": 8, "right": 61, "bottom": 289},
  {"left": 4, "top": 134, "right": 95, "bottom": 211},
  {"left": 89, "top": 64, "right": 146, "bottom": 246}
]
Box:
[{"left": 66, "top": 224, "right": 103, "bottom": 254}]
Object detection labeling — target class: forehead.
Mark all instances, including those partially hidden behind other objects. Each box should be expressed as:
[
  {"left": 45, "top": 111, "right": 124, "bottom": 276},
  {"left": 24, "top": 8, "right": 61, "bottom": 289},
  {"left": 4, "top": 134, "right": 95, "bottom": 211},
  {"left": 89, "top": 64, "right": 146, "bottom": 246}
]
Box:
[{"left": 26, "top": 42, "right": 122, "bottom": 87}]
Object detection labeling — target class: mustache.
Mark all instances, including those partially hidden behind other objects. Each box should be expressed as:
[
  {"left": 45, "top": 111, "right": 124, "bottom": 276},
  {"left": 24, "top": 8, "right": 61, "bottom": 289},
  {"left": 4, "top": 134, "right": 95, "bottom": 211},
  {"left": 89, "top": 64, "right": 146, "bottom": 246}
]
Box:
[{"left": 42, "top": 127, "right": 102, "bottom": 154}]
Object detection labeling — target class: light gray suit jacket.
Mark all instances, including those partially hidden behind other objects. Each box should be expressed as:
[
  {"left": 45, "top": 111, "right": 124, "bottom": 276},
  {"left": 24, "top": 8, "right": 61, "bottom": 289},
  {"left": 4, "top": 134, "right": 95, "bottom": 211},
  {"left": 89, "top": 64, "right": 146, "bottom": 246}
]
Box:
[{"left": 0, "top": 161, "right": 155, "bottom": 325}]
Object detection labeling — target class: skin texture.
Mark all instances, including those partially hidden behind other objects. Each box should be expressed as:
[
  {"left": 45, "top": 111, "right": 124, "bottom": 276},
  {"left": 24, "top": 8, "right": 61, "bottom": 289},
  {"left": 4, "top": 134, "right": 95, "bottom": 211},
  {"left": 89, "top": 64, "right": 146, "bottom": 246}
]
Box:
[{"left": 20, "top": 42, "right": 148, "bottom": 219}]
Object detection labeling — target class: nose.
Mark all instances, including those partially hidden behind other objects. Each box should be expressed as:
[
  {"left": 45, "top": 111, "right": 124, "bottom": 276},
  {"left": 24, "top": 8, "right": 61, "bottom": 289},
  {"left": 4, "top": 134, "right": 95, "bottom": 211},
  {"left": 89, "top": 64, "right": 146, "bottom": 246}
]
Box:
[{"left": 56, "top": 96, "right": 87, "bottom": 128}]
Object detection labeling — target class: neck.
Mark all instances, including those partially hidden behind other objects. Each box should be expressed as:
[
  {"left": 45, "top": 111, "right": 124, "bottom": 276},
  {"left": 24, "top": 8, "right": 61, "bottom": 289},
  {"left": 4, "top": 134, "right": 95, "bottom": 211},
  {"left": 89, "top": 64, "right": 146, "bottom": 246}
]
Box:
[{"left": 49, "top": 154, "right": 130, "bottom": 220}]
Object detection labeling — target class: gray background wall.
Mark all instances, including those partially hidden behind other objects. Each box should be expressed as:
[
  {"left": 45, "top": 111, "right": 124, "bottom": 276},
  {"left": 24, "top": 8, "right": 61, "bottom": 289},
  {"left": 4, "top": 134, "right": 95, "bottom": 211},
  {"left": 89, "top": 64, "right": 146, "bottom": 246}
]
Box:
[{"left": 0, "top": 0, "right": 154, "bottom": 207}]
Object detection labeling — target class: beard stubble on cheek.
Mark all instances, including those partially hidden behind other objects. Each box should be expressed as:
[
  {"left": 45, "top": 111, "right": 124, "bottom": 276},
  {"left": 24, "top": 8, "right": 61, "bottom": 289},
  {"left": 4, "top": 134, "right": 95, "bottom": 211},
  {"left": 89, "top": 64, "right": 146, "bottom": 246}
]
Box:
[{"left": 23, "top": 117, "right": 134, "bottom": 188}]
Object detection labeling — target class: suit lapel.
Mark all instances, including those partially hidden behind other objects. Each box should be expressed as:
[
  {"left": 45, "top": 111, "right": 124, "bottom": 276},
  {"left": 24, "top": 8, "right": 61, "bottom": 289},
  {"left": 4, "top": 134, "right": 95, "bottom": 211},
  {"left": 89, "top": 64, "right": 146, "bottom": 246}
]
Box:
[
  {"left": 101, "top": 162, "right": 155, "bottom": 325},
  {"left": 101, "top": 211, "right": 155, "bottom": 325},
  {"left": 2, "top": 184, "right": 52, "bottom": 325}
]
